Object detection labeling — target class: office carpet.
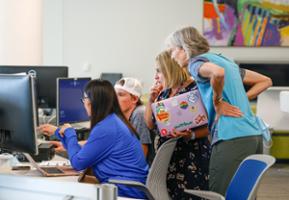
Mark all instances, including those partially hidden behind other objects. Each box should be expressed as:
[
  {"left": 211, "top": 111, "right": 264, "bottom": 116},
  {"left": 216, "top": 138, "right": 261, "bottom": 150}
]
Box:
[{"left": 257, "top": 164, "right": 289, "bottom": 200}]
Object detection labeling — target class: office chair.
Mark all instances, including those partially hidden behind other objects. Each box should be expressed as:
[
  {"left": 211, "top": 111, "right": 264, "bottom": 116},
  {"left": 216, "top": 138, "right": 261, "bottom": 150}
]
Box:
[
  {"left": 184, "top": 154, "right": 276, "bottom": 200},
  {"left": 109, "top": 137, "right": 179, "bottom": 200}
]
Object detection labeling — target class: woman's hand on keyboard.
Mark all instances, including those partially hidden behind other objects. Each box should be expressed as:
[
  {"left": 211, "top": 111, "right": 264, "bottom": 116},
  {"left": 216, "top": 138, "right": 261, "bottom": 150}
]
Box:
[
  {"left": 38, "top": 124, "right": 58, "bottom": 136},
  {"left": 49, "top": 141, "right": 65, "bottom": 152},
  {"left": 59, "top": 123, "right": 72, "bottom": 137}
]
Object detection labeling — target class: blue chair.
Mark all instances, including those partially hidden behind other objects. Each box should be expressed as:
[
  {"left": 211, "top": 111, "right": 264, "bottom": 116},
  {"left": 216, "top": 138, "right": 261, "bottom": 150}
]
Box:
[{"left": 185, "top": 154, "right": 276, "bottom": 200}]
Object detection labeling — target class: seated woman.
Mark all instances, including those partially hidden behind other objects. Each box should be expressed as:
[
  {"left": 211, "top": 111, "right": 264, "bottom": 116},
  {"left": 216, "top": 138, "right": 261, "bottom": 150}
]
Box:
[
  {"left": 39, "top": 79, "right": 148, "bottom": 199},
  {"left": 49, "top": 78, "right": 154, "bottom": 161}
]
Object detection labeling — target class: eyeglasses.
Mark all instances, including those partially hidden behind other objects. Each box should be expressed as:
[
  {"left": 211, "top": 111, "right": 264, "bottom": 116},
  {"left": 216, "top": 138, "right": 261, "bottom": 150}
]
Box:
[{"left": 80, "top": 97, "right": 89, "bottom": 104}]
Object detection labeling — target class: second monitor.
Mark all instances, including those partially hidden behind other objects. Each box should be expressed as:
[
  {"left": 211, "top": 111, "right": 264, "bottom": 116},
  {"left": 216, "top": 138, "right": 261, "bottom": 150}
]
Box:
[
  {"left": 100, "top": 73, "right": 122, "bottom": 85},
  {"left": 57, "top": 78, "right": 91, "bottom": 127},
  {"left": 0, "top": 65, "right": 68, "bottom": 109}
]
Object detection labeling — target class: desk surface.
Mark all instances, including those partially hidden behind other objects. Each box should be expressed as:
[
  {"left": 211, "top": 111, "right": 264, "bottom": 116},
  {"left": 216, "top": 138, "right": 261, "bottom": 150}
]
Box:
[
  {"left": 0, "top": 154, "right": 139, "bottom": 200},
  {"left": 0, "top": 173, "right": 137, "bottom": 200},
  {"left": 1, "top": 154, "right": 78, "bottom": 181}
]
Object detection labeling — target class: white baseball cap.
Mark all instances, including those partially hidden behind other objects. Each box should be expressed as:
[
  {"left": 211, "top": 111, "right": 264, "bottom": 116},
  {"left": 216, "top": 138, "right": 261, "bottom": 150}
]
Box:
[{"left": 114, "top": 77, "right": 142, "bottom": 97}]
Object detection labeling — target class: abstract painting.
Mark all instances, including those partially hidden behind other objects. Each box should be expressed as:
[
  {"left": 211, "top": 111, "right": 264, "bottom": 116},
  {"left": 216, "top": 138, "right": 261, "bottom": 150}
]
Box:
[{"left": 203, "top": 0, "right": 289, "bottom": 46}]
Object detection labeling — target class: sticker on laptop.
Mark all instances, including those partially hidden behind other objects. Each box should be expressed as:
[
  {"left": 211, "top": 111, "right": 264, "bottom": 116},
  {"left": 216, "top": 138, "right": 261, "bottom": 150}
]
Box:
[
  {"left": 188, "top": 91, "right": 199, "bottom": 104},
  {"left": 194, "top": 114, "right": 207, "bottom": 125},
  {"left": 179, "top": 101, "right": 189, "bottom": 110},
  {"left": 155, "top": 102, "right": 170, "bottom": 123}
]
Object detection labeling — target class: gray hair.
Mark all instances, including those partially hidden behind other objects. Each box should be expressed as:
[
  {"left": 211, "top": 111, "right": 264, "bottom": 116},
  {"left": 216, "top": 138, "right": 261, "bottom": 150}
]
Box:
[{"left": 166, "top": 26, "right": 210, "bottom": 58}]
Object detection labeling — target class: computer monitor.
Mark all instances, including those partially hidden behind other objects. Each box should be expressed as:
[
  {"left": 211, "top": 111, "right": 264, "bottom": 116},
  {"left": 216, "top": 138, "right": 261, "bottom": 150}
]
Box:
[
  {"left": 0, "top": 66, "right": 68, "bottom": 109},
  {"left": 256, "top": 87, "right": 289, "bottom": 131},
  {"left": 100, "top": 73, "right": 123, "bottom": 85},
  {"left": 57, "top": 77, "right": 91, "bottom": 126},
  {"left": 0, "top": 74, "right": 38, "bottom": 154},
  {"left": 238, "top": 62, "right": 289, "bottom": 87}
]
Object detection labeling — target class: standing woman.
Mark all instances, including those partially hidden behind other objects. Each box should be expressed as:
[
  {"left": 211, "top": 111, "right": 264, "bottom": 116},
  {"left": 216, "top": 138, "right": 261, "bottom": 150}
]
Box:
[
  {"left": 167, "top": 26, "right": 265, "bottom": 195},
  {"left": 144, "top": 50, "right": 211, "bottom": 200},
  {"left": 39, "top": 79, "right": 148, "bottom": 199}
]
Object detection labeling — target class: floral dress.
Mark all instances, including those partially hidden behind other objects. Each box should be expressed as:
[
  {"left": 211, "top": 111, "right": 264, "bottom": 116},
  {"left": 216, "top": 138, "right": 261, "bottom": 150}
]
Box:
[{"left": 154, "top": 81, "right": 211, "bottom": 200}]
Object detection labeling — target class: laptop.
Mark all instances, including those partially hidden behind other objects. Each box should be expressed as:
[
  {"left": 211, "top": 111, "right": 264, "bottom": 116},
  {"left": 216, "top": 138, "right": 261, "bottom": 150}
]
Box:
[
  {"left": 151, "top": 90, "right": 208, "bottom": 137},
  {"left": 24, "top": 153, "right": 79, "bottom": 177}
]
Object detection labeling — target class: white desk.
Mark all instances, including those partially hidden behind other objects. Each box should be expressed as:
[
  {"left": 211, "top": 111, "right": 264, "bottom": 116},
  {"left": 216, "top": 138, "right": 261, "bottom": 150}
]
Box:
[
  {"left": 0, "top": 155, "right": 138, "bottom": 200},
  {"left": 0, "top": 174, "right": 100, "bottom": 200}
]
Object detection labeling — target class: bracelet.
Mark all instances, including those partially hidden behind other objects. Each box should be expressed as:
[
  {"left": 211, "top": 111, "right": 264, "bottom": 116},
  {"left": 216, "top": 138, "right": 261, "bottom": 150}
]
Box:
[
  {"left": 214, "top": 96, "right": 223, "bottom": 103},
  {"left": 191, "top": 131, "right": 196, "bottom": 140},
  {"left": 217, "top": 96, "right": 223, "bottom": 102}
]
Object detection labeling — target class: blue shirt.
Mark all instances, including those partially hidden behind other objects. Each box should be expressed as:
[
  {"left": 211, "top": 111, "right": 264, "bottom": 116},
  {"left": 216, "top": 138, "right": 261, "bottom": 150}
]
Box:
[
  {"left": 189, "top": 53, "right": 262, "bottom": 144},
  {"left": 54, "top": 113, "right": 148, "bottom": 199}
]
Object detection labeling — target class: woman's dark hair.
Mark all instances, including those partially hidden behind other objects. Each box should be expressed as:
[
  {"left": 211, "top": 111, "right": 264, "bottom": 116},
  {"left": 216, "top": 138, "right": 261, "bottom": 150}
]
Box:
[{"left": 84, "top": 79, "right": 137, "bottom": 135}]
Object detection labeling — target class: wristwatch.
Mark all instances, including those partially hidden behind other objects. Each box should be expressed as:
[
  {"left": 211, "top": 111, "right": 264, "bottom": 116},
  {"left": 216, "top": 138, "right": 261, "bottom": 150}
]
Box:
[{"left": 191, "top": 130, "right": 196, "bottom": 140}]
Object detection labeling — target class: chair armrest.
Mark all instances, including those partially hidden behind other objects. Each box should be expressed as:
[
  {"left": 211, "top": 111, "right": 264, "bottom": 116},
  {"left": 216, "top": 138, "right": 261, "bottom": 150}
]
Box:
[
  {"left": 108, "top": 179, "right": 145, "bottom": 188},
  {"left": 108, "top": 179, "right": 155, "bottom": 200},
  {"left": 184, "top": 189, "right": 225, "bottom": 200}
]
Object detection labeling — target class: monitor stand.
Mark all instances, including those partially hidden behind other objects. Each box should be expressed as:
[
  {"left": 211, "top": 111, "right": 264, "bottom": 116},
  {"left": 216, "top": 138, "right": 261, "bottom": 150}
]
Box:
[
  {"left": 11, "top": 142, "right": 55, "bottom": 163},
  {"left": 38, "top": 108, "right": 56, "bottom": 125}
]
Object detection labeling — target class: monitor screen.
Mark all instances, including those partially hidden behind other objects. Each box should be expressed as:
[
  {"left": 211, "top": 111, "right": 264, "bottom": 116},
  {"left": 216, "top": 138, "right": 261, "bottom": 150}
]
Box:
[
  {"left": 100, "top": 73, "right": 123, "bottom": 85},
  {"left": 57, "top": 78, "right": 91, "bottom": 125},
  {"left": 0, "top": 74, "right": 38, "bottom": 154},
  {"left": 238, "top": 63, "right": 289, "bottom": 87},
  {"left": 0, "top": 66, "right": 68, "bottom": 109}
]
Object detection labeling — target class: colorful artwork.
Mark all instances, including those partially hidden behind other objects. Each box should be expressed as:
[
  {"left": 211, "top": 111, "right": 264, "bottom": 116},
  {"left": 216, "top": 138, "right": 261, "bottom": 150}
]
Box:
[{"left": 203, "top": 0, "right": 289, "bottom": 46}]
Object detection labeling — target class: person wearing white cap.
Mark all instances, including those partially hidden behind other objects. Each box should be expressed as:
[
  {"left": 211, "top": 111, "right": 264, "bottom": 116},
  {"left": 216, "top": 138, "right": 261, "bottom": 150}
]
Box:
[{"left": 114, "top": 77, "right": 152, "bottom": 161}]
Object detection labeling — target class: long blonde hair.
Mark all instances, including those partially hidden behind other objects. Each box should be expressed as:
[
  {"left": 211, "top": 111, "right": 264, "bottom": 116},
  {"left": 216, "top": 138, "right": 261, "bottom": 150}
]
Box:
[
  {"left": 155, "top": 50, "right": 190, "bottom": 88},
  {"left": 166, "top": 26, "right": 210, "bottom": 58}
]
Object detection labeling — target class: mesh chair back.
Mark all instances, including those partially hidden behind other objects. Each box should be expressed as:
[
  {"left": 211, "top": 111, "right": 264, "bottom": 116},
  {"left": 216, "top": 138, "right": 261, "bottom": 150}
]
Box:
[{"left": 146, "top": 137, "right": 178, "bottom": 200}]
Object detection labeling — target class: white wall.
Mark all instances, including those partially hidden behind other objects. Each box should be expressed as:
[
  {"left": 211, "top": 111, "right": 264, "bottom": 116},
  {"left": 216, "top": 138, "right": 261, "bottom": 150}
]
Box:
[
  {"left": 0, "top": 0, "right": 43, "bottom": 65},
  {"left": 43, "top": 0, "right": 63, "bottom": 65},
  {"left": 43, "top": 0, "right": 289, "bottom": 92}
]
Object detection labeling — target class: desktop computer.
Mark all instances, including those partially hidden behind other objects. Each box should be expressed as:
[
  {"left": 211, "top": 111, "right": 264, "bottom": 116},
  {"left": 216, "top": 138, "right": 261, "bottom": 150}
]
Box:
[{"left": 0, "top": 65, "right": 68, "bottom": 110}]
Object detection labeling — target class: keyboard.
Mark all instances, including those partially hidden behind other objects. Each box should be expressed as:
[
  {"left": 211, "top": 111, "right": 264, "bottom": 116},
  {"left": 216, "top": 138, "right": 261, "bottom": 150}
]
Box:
[{"left": 39, "top": 160, "right": 71, "bottom": 167}]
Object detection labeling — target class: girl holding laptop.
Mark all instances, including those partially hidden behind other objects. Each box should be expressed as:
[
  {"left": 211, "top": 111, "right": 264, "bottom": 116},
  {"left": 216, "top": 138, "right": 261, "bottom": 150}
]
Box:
[{"left": 145, "top": 50, "right": 211, "bottom": 200}]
